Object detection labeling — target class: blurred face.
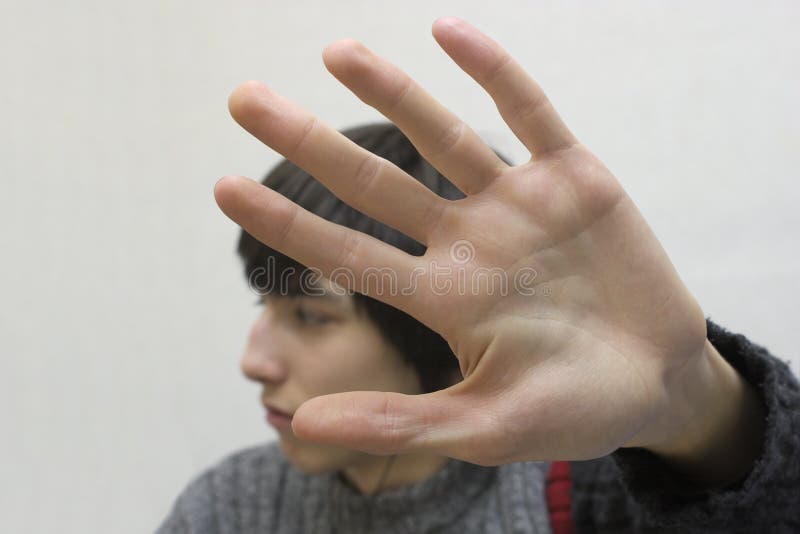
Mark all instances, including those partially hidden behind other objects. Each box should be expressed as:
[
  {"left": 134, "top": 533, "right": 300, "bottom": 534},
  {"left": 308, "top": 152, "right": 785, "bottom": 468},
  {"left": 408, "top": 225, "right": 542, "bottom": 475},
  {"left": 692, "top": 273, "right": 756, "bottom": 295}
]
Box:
[{"left": 241, "top": 280, "right": 424, "bottom": 475}]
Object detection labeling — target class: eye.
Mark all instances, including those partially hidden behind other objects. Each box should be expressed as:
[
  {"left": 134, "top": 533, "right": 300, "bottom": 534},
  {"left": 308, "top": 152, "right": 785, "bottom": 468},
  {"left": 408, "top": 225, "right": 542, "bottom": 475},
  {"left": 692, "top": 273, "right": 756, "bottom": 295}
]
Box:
[{"left": 295, "top": 306, "right": 331, "bottom": 326}]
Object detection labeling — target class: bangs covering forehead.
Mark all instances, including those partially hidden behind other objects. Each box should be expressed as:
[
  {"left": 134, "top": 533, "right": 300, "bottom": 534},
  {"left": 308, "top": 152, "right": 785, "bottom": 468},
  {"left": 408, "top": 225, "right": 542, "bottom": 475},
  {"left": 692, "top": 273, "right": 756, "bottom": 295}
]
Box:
[{"left": 242, "top": 250, "right": 318, "bottom": 298}]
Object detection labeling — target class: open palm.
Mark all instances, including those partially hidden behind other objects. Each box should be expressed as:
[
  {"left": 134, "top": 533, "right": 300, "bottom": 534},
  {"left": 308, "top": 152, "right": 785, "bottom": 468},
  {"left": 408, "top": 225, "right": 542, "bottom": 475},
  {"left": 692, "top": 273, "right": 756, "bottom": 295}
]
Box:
[{"left": 214, "top": 17, "right": 709, "bottom": 465}]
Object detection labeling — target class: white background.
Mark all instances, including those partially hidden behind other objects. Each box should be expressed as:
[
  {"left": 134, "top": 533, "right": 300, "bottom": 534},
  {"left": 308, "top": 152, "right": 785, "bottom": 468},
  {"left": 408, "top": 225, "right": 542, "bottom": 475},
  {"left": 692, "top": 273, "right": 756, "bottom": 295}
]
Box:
[{"left": 1, "top": 1, "right": 798, "bottom": 532}]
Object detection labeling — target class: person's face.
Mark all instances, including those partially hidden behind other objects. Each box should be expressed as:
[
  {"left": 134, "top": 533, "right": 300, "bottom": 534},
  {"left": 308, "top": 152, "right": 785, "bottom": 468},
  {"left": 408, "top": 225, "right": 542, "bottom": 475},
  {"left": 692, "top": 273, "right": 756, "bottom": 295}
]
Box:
[{"left": 241, "top": 280, "right": 424, "bottom": 475}]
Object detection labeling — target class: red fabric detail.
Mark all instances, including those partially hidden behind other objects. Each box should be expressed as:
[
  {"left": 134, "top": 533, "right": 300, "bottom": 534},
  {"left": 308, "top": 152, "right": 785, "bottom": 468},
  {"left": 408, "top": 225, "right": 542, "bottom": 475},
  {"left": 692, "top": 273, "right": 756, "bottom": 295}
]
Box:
[{"left": 546, "top": 461, "right": 576, "bottom": 534}]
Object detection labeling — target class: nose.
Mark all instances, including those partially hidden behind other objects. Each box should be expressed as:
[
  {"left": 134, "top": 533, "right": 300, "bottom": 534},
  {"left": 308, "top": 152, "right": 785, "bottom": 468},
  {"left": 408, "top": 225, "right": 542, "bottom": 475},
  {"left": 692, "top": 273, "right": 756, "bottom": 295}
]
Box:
[{"left": 240, "top": 312, "right": 288, "bottom": 384}]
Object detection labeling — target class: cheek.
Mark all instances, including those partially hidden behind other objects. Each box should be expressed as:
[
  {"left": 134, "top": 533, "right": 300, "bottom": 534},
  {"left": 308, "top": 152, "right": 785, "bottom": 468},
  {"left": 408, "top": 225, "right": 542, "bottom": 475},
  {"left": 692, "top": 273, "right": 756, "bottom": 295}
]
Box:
[
  {"left": 309, "top": 333, "right": 416, "bottom": 394},
  {"left": 300, "top": 344, "right": 379, "bottom": 394}
]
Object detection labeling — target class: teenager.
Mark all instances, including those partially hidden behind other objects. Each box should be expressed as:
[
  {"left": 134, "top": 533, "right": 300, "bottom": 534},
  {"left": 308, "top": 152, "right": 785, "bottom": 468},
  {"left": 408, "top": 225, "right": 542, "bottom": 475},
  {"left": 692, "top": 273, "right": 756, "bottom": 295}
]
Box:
[{"left": 158, "top": 17, "right": 799, "bottom": 533}]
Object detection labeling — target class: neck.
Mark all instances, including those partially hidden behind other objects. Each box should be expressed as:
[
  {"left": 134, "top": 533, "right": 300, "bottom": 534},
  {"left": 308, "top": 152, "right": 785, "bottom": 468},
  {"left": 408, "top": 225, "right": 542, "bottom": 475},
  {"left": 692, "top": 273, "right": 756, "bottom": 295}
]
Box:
[{"left": 339, "top": 452, "right": 450, "bottom": 495}]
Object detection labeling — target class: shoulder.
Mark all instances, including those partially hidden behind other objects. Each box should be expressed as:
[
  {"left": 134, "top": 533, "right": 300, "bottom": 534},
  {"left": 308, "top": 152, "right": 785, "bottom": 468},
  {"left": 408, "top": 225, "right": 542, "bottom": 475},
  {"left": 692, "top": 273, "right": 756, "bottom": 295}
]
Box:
[{"left": 156, "top": 441, "right": 290, "bottom": 533}]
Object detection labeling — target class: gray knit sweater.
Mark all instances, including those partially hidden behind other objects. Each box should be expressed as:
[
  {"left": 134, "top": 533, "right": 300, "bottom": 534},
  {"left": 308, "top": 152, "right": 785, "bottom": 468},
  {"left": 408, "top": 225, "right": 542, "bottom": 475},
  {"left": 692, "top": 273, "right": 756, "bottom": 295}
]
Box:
[{"left": 156, "top": 320, "right": 800, "bottom": 533}]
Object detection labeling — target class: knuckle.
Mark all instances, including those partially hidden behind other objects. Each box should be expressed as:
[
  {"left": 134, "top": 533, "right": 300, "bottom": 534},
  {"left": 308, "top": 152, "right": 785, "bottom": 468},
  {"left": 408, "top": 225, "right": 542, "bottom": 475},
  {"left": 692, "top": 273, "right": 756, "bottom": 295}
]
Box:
[
  {"left": 419, "top": 197, "right": 446, "bottom": 234},
  {"left": 335, "top": 230, "right": 361, "bottom": 271},
  {"left": 385, "top": 76, "right": 414, "bottom": 112},
  {"left": 287, "top": 116, "right": 318, "bottom": 159},
  {"left": 428, "top": 121, "right": 465, "bottom": 159},
  {"left": 512, "top": 92, "right": 549, "bottom": 123},
  {"left": 349, "top": 155, "right": 382, "bottom": 202},
  {"left": 274, "top": 202, "right": 300, "bottom": 249},
  {"left": 481, "top": 51, "right": 513, "bottom": 86},
  {"left": 378, "top": 394, "right": 405, "bottom": 451}
]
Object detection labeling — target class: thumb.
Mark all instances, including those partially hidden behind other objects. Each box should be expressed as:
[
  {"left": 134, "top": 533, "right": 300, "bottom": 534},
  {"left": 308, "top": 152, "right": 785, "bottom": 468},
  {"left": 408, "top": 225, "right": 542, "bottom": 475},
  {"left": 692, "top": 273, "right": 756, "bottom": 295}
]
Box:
[{"left": 290, "top": 388, "right": 469, "bottom": 457}]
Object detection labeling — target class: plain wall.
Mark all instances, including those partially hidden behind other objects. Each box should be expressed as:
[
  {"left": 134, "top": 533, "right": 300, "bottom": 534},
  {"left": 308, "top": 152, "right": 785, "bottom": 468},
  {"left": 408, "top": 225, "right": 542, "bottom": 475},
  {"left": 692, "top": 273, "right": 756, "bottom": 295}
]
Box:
[{"left": 1, "top": 1, "right": 798, "bottom": 532}]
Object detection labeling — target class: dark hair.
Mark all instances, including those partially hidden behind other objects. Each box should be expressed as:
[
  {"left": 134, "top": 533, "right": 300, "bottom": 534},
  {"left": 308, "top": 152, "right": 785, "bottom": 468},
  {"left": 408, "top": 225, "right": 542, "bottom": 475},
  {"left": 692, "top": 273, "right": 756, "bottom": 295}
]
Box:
[{"left": 237, "top": 122, "right": 465, "bottom": 393}]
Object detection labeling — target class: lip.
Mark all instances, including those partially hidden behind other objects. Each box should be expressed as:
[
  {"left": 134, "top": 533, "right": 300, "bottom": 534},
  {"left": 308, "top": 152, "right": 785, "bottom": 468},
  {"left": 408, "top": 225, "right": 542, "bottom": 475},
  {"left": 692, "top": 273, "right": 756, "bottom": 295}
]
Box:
[
  {"left": 262, "top": 402, "right": 294, "bottom": 416},
  {"left": 262, "top": 403, "right": 294, "bottom": 430}
]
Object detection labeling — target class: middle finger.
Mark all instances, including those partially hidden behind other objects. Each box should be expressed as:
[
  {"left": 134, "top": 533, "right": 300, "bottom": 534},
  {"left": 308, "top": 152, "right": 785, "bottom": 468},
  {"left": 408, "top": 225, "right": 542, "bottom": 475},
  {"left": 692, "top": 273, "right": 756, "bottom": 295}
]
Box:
[{"left": 322, "top": 39, "right": 509, "bottom": 196}]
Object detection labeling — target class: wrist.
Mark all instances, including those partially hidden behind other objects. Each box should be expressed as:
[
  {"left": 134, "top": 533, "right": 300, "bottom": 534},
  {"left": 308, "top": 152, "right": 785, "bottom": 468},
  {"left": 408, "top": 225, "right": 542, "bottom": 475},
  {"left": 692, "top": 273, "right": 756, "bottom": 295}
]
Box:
[{"left": 639, "top": 339, "right": 766, "bottom": 488}]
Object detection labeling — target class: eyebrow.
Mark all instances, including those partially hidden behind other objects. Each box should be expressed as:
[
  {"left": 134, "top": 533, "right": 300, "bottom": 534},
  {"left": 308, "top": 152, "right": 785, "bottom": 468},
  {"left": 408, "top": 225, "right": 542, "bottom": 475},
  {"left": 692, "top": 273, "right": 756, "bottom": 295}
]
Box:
[
  {"left": 254, "top": 272, "right": 356, "bottom": 305},
  {"left": 258, "top": 282, "right": 351, "bottom": 303},
  {"left": 301, "top": 284, "right": 350, "bottom": 303}
]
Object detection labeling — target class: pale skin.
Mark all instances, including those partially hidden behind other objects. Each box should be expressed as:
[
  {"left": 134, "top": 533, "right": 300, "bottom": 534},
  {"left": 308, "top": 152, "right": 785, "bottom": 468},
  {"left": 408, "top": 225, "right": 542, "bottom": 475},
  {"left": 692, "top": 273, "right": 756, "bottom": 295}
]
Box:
[
  {"left": 243, "top": 286, "right": 456, "bottom": 494},
  {"left": 216, "top": 17, "right": 765, "bottom": 489}
]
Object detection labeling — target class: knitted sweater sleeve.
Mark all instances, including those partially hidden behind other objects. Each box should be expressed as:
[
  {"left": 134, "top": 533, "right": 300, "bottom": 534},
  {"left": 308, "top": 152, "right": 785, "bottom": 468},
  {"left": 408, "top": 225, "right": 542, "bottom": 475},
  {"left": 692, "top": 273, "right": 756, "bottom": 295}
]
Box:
[{"left": 569, "top": 318, "right": 800, "bottom": 533}]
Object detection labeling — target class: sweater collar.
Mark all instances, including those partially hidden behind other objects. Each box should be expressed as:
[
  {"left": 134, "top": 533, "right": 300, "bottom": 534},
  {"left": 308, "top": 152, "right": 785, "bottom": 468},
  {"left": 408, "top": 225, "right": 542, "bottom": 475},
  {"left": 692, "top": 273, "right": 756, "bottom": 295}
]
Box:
[{"left": 325, "top": 456, "right": 496, "bottom": 533}]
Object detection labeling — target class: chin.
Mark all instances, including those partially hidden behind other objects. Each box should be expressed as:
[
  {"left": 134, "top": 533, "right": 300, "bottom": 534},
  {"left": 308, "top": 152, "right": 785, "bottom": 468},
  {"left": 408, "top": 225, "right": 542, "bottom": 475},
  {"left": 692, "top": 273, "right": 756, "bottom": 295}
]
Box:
[{"left": 277, "top": 435, "right": 358, "bottom": 476}]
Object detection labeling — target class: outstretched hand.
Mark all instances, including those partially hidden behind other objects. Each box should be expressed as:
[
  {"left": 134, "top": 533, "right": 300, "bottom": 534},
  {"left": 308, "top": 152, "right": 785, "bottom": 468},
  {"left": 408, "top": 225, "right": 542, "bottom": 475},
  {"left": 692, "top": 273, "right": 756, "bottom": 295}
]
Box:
[{"left": 215, "top": 17, "right": 716, "bottom": 466}]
